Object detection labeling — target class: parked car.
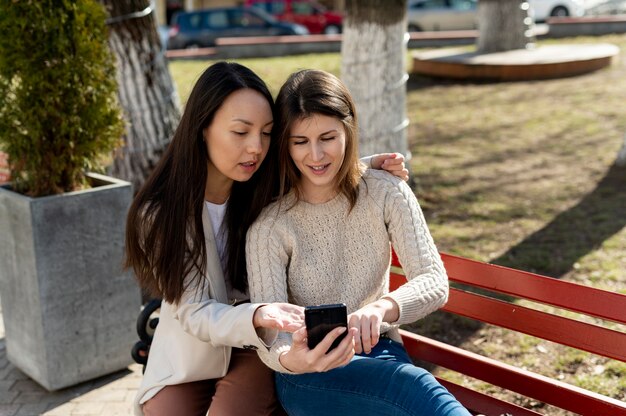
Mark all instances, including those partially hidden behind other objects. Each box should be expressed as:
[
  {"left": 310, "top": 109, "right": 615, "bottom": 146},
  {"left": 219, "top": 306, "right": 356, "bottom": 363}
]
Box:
[
  {"left": 586, "top": 0, "right": 626, "bottom": 15},
  {"left": 407, "top": 0, "right": 478, "bottom": 32},
  {"left": 167, "top": 6, "right": 308, "bottom": 49},
  {"left": 245, "top": 0, "right": 343, "bottom": 34},
  {"left": 527, "top": 0, "right": 587, "bottom": 21}
]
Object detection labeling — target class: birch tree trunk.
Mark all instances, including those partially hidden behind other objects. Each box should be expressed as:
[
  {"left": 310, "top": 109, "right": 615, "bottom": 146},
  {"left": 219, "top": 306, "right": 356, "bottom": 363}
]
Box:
[
  {"left": 102, "top": 0, "right": 181, "bottom": 192},
  {"left": 341, "top": 0, "right": 409, "bottom": 159},
  {"left": 477, "top": 0, "right": 534, "bottom": 53}
]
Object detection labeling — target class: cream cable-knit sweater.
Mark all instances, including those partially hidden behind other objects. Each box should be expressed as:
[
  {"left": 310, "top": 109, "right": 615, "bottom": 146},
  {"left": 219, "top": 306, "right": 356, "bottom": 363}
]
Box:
[{"left": 246, "top": 169, "right": 449, "bottom": 373}]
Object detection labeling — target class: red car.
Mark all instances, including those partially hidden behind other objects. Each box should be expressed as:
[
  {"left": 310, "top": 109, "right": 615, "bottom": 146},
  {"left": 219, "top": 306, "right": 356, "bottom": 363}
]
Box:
[{"left": 245, "top": 0, "right": 342, "bottom": 34}]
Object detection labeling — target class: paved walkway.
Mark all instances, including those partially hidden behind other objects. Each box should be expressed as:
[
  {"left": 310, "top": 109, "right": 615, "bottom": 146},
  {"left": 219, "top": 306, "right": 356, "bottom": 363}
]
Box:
[{"left": 0, "top": 306, "right": 142, "bottom": 416}]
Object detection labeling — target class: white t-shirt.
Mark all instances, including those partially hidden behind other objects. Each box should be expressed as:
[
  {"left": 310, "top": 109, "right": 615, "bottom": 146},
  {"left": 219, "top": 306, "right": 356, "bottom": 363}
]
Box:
[
  {"left": 205, "top": 200, "right": 248, "bottom": 304},
  {"left": 205, "top": 200, "right": 227, "bottom": 268}
]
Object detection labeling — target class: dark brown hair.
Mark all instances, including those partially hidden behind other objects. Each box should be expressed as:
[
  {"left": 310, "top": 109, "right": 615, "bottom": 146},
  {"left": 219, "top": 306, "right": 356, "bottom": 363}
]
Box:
[
  {"left": 125, "top": 62, "right": 278, "bottom": 304},
  {"left": 274, "top": 69, "right": 362, "bottom": 208}
]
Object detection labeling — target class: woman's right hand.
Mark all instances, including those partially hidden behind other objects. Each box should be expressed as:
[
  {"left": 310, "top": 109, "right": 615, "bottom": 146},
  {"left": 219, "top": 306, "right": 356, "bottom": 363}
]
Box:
[
  {"left": 253, "top": 303, "right": 305, "bottom": 332},
  {"left": 278, "top": 326, "right": 357, "bottom": 374}
]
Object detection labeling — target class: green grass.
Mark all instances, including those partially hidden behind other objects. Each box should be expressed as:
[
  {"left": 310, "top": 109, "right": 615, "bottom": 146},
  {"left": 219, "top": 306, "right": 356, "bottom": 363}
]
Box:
[
  {"left": 168, "top": 33, "right": 626, "bottom": 413},
  {"left": 169, "top": 53, "right": 342, "bottom": 103}
]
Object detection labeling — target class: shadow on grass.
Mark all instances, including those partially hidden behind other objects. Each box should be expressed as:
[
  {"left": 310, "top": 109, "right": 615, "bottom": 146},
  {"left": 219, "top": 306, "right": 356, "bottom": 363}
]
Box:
[
  {"left": 407, "top": 162, "right": 626, "bottom": 360},
  {"left": 406, "top": 72, "right": 503, "bottom": 92},
  {"left": 492, "top": 162, "right": 626, "bottom": 276}
]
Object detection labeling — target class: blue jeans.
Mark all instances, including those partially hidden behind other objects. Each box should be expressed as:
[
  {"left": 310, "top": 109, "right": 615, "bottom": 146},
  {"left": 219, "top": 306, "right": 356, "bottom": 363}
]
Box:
[{"left": 275, "top": 337, "right": 471, "bottom": 416}]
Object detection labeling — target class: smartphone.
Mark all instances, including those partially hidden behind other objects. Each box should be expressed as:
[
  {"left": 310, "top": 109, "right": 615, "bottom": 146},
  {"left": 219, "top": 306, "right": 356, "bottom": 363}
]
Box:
[{"left": 304, "top": 303, "right": 348, "bottom": 352}]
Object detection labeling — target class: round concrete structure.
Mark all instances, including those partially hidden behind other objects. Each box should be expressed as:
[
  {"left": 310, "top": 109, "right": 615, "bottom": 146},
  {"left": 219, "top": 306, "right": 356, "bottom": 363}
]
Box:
[{"left": 412, "top": 43, "right": 619, "bottom": 81}]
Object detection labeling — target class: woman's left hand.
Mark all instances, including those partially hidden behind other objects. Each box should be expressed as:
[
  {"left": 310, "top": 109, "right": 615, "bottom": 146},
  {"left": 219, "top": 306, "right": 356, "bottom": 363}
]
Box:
[
  {"left": 370, "top": 153, "right": 409, "bottom": 182},
  {"left": 348, "top": 298, "right": 399, "bottom": 354},
  {"left": 348, "top": 304, "right": 384, "bottom": 354}
]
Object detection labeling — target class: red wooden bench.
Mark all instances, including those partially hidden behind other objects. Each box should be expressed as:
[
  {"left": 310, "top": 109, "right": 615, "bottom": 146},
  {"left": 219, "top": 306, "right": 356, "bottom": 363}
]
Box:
[
  {"left": 391, "top": 252, "right": 626, "bottom": 416},
  {"left": 132, "top": 251, "right": 625, "bottom": 414}
]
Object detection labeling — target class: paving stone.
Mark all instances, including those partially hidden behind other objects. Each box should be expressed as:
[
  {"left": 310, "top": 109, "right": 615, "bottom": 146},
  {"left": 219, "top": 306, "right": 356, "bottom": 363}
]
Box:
[
  {"left": 4, "top": 370, "right": 27, "bottom": 382},
  {"left": 43, "top": 402, "right": 76, "bottom": 415},
  {"left": 14, "top": 403, "right": 48, "bottom": 416},
  {"left": 0, "top": 366, "right": 14, "bottom": 381},
  {"left": 0, "top": 391, "right": 18, "bottom": 403},
  {"left": 73, "top": 388, "right": 127, "bottom": 403},
  {"left": 124, "top": 390, "right": 137, "bottom": 403},
  {"left": 66, "top": 402, "right": 104, "bottom": 415},
  {"left": 9, "top": 380, "right": 46, "bottom": 394},
  {"left": 0, "top": 382, "right": 15, "bottom": 393},
  {"left": 0, "top": 404, "right": 19, "bottom": 416},
  {"left": 11, "top": 393, "right": 49, "bottom": 405},
  {"left": 91, "top": 402, "right": 131, "bottom": 415}
]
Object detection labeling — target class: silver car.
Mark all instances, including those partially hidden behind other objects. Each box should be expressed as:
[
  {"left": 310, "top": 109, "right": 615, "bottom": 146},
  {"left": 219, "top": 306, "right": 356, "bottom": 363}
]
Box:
[{"left": 407, "top": 0, "right": 477, "bottom": 32}]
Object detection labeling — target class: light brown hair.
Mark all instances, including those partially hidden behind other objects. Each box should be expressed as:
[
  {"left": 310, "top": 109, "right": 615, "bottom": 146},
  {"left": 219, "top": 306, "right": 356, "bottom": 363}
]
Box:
[{"left": 274, "top": 69, "right": 363, "bottom": 209}]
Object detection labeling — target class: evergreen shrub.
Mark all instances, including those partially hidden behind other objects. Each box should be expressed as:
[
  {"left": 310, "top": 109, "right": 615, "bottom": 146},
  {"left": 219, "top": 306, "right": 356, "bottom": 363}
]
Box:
[{"left": 0, "top": 0, "right": 124, "bottom": 196}]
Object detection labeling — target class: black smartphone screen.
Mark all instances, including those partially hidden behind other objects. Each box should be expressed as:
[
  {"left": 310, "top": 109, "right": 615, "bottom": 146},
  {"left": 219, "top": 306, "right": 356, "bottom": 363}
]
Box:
[{"left": 304, "top": 303, "right": 348, "bottom": 352}]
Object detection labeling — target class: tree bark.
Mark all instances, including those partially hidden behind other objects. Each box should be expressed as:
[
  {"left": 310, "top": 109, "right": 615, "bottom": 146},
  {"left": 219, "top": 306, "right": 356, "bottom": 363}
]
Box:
[
  {"left": 477, "top": 0, "right": 534, "bottom": 53},
  {"left": 340, "top": 0, "right": 409, "bottom": 159},
  {"left": 101, "top": 0, "right": 181, "bottom": 192}
]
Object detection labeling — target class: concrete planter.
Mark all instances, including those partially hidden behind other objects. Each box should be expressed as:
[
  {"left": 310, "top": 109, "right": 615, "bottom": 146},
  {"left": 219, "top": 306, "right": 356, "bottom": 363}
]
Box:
[{"left": 0, "top": 173, "right": 141, "bottom": 390}]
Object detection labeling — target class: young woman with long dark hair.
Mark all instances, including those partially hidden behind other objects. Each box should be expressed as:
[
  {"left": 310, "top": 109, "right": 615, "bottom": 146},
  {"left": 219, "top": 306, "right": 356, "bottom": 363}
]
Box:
[{"left": 125, "top": 62, "right": 408, "bottom": 416}]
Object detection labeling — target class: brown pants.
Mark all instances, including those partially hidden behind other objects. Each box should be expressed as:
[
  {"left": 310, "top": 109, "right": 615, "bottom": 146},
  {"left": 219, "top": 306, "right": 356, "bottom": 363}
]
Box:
[{"left": 142, "top": 348, "right": 287, "bottom": 416}]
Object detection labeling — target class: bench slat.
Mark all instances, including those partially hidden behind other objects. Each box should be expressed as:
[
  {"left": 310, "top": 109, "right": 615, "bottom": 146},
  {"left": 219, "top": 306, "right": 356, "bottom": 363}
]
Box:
[
  {"left": 444, "top": 287, "right": 626, "bottom": 362},
  {"left": 436, "top": 378, "right": 543, "bottom": 416},
  {"left": 400, "top": 329, "right": 626, "bottom": 415},
  {"left": 391, "top": 271, "right": 626, "bottom": 361},
  {"left": 440, "top": 253, "right": 626, "bottom": 324}
]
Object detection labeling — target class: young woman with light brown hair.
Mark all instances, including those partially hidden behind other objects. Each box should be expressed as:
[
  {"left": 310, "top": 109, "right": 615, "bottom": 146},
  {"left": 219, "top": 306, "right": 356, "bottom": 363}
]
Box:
[{"left": 247, "top": 69, "right": 471, "bottom": 416}]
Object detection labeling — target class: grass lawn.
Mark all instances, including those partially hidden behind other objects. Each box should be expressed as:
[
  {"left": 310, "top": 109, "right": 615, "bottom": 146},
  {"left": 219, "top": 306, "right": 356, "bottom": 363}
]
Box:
[{"left": 169, "top": 33, "right": 626, "bottom": 413}]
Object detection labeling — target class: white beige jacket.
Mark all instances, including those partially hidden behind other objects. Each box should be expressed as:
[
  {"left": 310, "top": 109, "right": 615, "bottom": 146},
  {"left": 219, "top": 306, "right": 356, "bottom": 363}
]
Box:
[{"left": 133, "top": 204, "right": 275, "bottom": 415}]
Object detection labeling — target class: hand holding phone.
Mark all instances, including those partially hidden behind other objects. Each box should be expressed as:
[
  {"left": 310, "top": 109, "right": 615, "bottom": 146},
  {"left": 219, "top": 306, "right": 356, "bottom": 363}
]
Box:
[{"left": 305, "top": 303, "right": 348, "bottom": 352}]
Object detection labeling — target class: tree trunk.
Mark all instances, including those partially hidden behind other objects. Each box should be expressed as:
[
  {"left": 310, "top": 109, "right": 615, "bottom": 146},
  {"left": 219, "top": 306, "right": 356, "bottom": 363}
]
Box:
[
  {"left": 477, "top": 0, "right": 534, "bottom": 53},
  {"left": 102, "top": 0, "right": 181, "bottom": 192},
  {"left": 340, "top": 0, "right": 409, "bottom": 159}
]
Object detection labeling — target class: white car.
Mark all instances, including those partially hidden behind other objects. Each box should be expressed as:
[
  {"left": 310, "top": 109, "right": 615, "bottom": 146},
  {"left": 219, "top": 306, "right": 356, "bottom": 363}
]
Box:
[
  {"left": 407, "top": 0, "right": 478, "bottom": 32},
  {"left": 527, "top": 0, "right": 587, "bottom": 21}
]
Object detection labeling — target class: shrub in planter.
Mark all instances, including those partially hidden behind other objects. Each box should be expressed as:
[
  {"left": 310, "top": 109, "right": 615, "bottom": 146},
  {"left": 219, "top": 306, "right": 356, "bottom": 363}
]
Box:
[
  {"left": 0, "top": 0, "right": 141, "bottom": 390},
  {"left": 0, "top": 0, "right": 124, "bottom": 196}
]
